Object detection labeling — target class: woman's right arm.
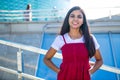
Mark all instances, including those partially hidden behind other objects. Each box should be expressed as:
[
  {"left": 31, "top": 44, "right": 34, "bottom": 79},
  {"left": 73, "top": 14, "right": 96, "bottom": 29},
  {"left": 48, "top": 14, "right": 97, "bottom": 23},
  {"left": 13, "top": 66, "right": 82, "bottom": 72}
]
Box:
[{"left": 43, "top": 47, "right": 60, "bottom": 73}]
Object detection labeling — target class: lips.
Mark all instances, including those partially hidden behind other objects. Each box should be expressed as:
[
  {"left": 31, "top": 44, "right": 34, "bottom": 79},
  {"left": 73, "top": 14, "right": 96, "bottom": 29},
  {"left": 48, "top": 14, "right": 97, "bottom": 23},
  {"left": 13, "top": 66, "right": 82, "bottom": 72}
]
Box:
[
  {"left": 73, "top": 21, "right": 78, "bottom": 24},
  {"left": 72, "top": 22, "right": 79, "bottom": 26}
]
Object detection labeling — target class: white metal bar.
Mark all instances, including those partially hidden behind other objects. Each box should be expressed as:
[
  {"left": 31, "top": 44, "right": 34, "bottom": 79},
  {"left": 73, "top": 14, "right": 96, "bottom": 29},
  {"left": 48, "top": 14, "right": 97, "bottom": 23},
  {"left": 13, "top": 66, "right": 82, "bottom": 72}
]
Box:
[
  {"left": 100, "top": 64, "right": 120, "bottom": 74},
  {"left": 89, "top": 61, "right": 120, "bottom": 74},
  {"left": 17, "top": 49, "right": 23, "bottom": 72},
  {"left": 0, "top": 39, "right": 62, "bottom": 58},
  {"left": 17, "top": 49, "right": 23, "bottom": 80},
  {"left": 0, "top": 66, "right": 45, "bottom": 80},
  {"left": 0, "top": 66, "right": 18, "bottom": 74},
  {"left": 0, "top": 39, "right": 46, "bottom": 55}
]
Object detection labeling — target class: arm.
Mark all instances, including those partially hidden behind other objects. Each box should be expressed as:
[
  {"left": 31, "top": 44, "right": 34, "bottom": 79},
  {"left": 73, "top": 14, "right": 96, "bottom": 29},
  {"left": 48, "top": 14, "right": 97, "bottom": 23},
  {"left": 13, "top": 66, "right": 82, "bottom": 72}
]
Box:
[
  {"left": 43, "top": 47, "right": 60, "bottom": 73},
  {"left": 89, "top": 49, "right": 103, "bottom": 74}
]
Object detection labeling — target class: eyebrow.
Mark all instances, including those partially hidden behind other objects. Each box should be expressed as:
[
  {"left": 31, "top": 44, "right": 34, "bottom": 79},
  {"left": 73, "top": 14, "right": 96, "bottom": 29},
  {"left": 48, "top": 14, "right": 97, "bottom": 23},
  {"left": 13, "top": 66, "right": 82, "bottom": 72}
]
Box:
[
  {"left": 70, "top": 13, "right": 82, "bottom": 16},
  {"left": 70, "top": 14, "right": 74, "bottom": 16}
]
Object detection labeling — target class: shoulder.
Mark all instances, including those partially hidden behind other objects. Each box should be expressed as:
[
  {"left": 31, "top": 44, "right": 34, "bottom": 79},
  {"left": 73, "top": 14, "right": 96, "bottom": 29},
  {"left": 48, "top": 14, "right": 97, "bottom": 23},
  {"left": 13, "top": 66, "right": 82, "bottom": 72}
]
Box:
[
  {"left": 90, "top": 34, "right": 97, "bottom": 40},
  {"left": 90, "top": 34, "right": 95, "bottom": 38},
  {"left": 55, "top": 35, "right": 63, "bottom": 41},
  {"left": 56, "top": 33, "right": 68, "bottom": 40},
  {"left": 52, "top": 34, "right": 65, "bottom": 45},
  {"left": 51, "top": 35, "right": 65, "bottom": 51}
]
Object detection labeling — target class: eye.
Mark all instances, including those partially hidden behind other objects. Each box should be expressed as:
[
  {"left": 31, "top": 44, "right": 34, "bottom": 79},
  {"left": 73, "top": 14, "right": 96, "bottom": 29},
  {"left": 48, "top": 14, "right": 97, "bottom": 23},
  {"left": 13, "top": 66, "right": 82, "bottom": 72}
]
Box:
[
  {"left": 77, "top": 15, "right": 83, "bottom": 19},
  {"left": 70, "top": 14, "right": 75, "bottom": 18}
]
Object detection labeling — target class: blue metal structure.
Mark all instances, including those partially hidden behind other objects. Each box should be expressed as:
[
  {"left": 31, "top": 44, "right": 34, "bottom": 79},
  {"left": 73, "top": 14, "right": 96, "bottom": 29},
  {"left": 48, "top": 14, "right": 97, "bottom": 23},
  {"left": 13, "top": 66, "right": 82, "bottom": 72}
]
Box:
[
  {"left": 36, "top": 33, "right": 120, "bottom": 80},
  {"left": 91, "top": 33, "right": 120, "bottom": 80}
]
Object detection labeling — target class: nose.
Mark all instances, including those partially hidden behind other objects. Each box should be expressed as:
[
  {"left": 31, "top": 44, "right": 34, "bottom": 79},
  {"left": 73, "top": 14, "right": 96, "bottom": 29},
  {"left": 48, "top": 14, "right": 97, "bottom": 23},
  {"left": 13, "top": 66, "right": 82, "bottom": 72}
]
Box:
[{"left": 74, "top": 16, "right": 78, "bottom": 21}]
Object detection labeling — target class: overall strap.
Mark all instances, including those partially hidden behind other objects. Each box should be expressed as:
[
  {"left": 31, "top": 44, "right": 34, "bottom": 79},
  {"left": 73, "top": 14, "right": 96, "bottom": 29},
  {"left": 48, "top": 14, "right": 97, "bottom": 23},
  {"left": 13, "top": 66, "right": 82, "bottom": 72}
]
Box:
[{"left": 62, "top": 35, "right": 67, "bottom": 44}]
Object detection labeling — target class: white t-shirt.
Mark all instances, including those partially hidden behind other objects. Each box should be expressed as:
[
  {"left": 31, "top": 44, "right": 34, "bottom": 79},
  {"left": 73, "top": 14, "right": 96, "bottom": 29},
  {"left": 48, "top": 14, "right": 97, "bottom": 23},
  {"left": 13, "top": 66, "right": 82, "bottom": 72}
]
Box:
[{"left": 51, "top": 33, "right": 100, "bottom": 51}]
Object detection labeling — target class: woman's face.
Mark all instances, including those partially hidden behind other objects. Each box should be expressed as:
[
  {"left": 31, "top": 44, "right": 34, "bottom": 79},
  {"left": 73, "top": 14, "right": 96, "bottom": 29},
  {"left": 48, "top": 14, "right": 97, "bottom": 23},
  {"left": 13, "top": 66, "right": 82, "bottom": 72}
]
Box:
[{"left": 68, "top": 10, "right": 83, "bottom": 29}]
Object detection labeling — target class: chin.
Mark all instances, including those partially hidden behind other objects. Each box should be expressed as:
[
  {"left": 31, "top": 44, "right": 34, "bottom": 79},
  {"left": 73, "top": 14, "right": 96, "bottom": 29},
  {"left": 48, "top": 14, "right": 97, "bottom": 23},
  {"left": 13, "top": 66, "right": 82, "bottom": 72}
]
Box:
[{"left": 73, "top": 26, "right": 79, "bottom": 29}]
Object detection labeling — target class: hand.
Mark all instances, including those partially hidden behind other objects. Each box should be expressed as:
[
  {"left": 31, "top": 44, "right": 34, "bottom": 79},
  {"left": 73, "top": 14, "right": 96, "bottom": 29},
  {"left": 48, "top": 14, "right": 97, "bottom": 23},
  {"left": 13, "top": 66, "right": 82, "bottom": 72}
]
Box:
[
  {"left": 56, "top": 68, "right": 60, "bottom": 73},
  {"left": 89, "top": 69, "right": 94, "bottom": 75}
]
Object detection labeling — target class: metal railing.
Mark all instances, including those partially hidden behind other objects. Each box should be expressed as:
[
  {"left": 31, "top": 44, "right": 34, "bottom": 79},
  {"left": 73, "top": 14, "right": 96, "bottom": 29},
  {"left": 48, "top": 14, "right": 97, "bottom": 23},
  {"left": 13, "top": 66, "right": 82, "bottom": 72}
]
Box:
[
  {"left": 0, "top": 9, "right": 65, "bottom": 22},
  {"left": 0, "top": 7, "right": 120, "bottom": 22},
  {"left": 0, "top": 39, "right": 120, "bottom": 80}
]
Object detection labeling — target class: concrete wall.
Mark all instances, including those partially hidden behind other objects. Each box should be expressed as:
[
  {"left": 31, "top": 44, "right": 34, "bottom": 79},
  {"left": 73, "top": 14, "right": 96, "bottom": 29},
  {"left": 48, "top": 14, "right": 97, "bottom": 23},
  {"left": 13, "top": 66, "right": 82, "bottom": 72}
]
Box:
[{"left": 0, "top": 20, "right": 120, "bottom": 34}]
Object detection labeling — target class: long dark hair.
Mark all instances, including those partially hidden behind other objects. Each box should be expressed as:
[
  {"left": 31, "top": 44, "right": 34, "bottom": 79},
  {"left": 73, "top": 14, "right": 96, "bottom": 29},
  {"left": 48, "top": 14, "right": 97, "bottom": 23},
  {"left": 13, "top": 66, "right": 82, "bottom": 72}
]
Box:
[
  {"left": 26, "top": 4, "right": 31, "bottom": 10},
  {"left": 60, "top": 6, "right": 95, "bottom": 58}
]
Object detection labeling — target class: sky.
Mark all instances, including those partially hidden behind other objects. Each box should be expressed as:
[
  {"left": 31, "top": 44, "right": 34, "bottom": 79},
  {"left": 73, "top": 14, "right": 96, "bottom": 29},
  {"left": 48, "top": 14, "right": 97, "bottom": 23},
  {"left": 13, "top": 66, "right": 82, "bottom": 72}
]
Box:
[{"left": 70, "top": 0, "right": 120, "bottom": 19}]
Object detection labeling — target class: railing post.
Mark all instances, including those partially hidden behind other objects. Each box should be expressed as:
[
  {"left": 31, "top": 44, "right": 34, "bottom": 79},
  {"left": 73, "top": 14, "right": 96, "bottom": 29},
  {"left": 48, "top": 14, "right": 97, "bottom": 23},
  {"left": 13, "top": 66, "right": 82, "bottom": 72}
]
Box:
[
  {"left": 109, "top": 10, "right": 112, "bottom": 19},
  {"left": 17, "top": 48, "right": 23, "bottom": 80}
]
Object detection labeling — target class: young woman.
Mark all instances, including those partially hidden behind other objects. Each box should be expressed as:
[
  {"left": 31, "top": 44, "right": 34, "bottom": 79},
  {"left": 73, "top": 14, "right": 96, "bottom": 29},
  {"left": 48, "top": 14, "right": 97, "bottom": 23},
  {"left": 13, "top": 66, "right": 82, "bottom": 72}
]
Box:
[{"left": 44, "top": 6, "right": 103, "bottom": 80}]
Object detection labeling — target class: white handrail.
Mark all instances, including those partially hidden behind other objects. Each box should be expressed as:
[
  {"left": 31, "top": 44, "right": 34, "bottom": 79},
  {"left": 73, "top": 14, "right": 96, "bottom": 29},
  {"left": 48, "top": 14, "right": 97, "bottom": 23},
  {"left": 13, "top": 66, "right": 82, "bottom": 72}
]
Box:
[
  {"left": 0, "top": 39, "right": 120, "bottom": 80},
  {"left": 0, "top": 66, "right": 44, "bottom": 80},
  {"left": 0, "top": 39, "right": 62, "bottom": 58}
]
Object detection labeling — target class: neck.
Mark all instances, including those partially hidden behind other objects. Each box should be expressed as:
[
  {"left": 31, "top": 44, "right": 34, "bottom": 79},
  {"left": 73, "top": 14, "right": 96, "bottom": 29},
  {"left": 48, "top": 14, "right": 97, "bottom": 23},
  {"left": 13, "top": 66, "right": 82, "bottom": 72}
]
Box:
[{"left": 68, "top": 29, "right": 82, "bottom": 39}]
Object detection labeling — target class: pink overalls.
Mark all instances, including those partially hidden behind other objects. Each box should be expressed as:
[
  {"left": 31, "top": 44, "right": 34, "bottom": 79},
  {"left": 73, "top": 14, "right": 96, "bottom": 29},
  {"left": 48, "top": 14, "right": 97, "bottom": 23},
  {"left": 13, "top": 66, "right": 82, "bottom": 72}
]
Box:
[{"left": 57, "top": 36, "right": 90, "bottom": 80}]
